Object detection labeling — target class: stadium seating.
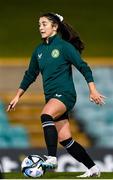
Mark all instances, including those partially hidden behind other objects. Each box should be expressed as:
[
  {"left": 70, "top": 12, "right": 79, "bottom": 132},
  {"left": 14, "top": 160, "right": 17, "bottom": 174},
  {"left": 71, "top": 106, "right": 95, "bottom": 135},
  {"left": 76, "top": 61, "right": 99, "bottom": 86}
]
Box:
[
  {"left": 1, "top": 66, "right": 112, "bottom": 148},
  {"left": 0, "top": 100, "right": 30, "bottom": 148},
  {"left": 72, "top": 67, "right": 113, "bottom": 147},
  {"left": 0, "top": 101, "right": 9, "bottom": 129}
]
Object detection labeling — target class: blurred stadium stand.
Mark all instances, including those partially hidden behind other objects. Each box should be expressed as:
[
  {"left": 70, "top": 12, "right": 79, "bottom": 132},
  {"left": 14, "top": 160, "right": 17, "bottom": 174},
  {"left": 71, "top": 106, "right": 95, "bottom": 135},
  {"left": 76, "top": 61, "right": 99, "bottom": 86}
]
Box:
[
  {"left": 0, "top": 94, "right": 91, "bottom": 148},
  {"left": 0, "top": 0, "right": 113, "bottom": 149},
  {"left": 0, "top": 61, "right": 113, "bottom": 148},
  {"left": 0, "top": 62, "right": 91, "bottom": 148},
  {"left": 72, "top": 66, "right": 113, "bottom": 148},
  {"left": 0, "top": 100, "right": 30, "bottom": 148}
]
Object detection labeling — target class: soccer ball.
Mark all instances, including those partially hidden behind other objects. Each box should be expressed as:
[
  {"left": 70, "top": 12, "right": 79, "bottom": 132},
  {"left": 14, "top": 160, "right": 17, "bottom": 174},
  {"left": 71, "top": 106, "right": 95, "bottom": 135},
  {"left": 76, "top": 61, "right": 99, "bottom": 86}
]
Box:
[{"left": 21, "top": 155, "right": 45, "bottom": 178}]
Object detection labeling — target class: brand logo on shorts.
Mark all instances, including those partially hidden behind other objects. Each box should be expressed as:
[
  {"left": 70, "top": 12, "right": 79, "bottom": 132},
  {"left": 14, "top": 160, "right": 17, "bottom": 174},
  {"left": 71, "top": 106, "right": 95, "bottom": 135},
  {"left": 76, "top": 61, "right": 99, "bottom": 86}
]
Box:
[
  {"left": 55, "top": 93, "right": 62, "bottom": 97},
  {"left": 51, "top": 49, "right": 60, "bottom": 58}
]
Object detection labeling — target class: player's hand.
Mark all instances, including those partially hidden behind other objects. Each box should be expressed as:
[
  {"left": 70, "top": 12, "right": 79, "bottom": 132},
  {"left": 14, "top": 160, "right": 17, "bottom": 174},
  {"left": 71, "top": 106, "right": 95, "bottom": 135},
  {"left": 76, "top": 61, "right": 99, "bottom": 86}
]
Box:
[
  {"left": 89, "top": 90, "right": 106, "bottom": 105},
  {"left": 7, "top": 96, "right": 19, "bottom": 111}
]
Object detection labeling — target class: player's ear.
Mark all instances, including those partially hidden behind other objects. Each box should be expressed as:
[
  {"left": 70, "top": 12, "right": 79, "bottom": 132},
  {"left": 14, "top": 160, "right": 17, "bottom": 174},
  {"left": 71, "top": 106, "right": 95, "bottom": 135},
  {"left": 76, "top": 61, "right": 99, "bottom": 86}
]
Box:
[{"left": 52, "top": 23, "right": 58, "bottom": 31}]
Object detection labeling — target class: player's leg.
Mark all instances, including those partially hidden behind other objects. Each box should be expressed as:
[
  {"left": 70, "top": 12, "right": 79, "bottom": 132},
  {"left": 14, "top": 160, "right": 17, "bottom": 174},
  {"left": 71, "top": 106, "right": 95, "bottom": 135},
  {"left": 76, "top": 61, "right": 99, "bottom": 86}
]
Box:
[
  {"left": 55, "top": 119, "right": 100, "bottom": 177},
  {"left": 41, "top": 98, "right": 66, "bottom": 169},
  {"left": 56, "top": 119, "right": 95, "bottom": 168},
  {"left": 41, "top": 98, "right": 66, "bottom": 118}
]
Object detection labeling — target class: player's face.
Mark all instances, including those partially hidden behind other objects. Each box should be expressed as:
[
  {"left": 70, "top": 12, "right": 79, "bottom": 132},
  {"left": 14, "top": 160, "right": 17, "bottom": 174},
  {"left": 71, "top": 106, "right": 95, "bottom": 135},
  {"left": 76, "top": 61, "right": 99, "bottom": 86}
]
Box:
[{"left": 39, "top": 17, "right": 58, "bottom": 40}]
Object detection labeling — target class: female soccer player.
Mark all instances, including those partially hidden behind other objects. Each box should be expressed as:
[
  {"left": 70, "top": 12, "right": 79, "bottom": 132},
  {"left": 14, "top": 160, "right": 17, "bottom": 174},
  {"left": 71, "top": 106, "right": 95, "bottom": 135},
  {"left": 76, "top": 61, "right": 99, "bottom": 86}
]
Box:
[{"left": 7, "top": 13, "right": 105, "bottom": 177}]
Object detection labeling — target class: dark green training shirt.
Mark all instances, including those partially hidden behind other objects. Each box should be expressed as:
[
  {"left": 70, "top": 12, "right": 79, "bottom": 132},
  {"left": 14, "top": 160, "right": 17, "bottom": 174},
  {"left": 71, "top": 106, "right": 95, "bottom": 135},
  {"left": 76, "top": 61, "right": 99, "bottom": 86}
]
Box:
[{"left": 20, "top": 34, "right": 94, "bottom": 99}]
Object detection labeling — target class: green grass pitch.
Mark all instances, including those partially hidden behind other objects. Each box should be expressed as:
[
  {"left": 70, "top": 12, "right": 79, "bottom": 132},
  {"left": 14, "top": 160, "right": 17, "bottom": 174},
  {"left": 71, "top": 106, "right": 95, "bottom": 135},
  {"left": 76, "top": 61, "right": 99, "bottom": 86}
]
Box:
[{"left": 3, "top": 172, "right": 113, "bottom": 179}]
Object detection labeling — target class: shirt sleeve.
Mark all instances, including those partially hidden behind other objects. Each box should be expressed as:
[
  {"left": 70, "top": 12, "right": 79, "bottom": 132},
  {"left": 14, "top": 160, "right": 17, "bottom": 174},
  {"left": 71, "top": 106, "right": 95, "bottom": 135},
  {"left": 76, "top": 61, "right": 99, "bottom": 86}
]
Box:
[
  {"left": 19, "top": 50, "right": 40, "bottom": 91},
  {"left": 63, "top": 42, "right": 94, "bottom": 83}
]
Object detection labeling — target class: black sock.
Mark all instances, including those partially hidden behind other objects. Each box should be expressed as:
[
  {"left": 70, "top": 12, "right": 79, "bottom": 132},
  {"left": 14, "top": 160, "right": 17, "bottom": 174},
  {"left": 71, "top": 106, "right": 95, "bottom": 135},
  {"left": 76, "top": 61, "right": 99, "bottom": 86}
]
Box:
[
  {"left": 41, "top": 114, "right": 58, "bottom": 157},
  {"left": 60, "top": 137, "right": 95, "bottom": 169}
]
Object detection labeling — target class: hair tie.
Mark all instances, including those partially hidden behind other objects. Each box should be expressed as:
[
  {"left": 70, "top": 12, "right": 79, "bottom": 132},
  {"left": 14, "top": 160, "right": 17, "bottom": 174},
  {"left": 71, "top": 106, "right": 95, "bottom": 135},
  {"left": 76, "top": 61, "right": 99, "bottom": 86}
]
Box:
[{"left": 55, "top": 13, "right": 64, "bottom": 22}]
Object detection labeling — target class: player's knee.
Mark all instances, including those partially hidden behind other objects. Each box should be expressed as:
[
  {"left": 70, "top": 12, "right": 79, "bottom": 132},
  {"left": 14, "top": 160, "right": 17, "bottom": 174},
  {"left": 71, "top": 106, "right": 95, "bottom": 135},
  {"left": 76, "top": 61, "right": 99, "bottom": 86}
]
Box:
[
  {"left": 41, "top": 108, "right": 56, "bottom": 118},
  {"left": 41, "top": 114, "right": 55, "bottom": 127}
]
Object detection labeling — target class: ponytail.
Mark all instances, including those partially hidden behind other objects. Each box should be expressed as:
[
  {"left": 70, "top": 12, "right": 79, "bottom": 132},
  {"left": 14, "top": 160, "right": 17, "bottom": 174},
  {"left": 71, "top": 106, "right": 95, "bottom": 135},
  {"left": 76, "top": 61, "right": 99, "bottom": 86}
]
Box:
[
  {"left": 58, "top": 22, "right": 85, "bottom": 54},
  {"left": 40, "top": 12, "right": 85, "bottom": 54}
]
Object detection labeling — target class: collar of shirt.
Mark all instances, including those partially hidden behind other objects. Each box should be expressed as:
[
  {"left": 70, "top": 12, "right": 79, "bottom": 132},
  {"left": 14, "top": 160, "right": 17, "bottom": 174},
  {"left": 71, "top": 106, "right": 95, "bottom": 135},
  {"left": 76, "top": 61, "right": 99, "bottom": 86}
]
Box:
[{"left": 43, "top": 34, "right": 60, "bottom": 45}]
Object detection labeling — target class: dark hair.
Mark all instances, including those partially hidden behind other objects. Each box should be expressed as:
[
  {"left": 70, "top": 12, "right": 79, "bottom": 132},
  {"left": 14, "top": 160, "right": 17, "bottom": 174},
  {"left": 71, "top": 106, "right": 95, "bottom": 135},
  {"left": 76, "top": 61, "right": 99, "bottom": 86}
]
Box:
[{"left": 39, "top": 12, "right": 85, "bottom": 54}]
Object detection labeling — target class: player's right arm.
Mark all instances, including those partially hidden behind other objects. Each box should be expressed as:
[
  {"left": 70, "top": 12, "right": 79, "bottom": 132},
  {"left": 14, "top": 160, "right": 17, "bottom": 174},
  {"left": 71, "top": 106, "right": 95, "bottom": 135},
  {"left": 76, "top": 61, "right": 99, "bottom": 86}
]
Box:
[
  {"left": 7, "top": 88, "right": 24, "bottom": 111},
  {"left": 7, "top": 50, "right": 40, "bottom": 111}
]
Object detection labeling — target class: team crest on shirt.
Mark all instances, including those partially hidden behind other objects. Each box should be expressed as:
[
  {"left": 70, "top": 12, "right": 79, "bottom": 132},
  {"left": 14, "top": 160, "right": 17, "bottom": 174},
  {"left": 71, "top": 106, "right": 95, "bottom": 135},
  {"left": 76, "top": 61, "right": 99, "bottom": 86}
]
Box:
[{"left": 51, "top": 49, "right": 60, "bottom": 58}]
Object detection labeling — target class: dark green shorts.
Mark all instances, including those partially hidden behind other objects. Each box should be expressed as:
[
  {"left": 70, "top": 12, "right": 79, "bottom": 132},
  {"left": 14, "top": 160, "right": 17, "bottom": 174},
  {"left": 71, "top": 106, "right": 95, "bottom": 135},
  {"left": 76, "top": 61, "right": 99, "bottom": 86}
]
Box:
[{"left": 46, "top": 91, "right": 76, "bottom": 112}]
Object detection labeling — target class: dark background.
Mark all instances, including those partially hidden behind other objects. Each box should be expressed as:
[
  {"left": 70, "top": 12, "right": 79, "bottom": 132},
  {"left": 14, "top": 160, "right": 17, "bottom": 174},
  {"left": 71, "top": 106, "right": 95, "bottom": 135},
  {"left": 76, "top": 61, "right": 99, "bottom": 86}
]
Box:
[{"left": 0, "top": 0, "right": 113, "bottom": 57}]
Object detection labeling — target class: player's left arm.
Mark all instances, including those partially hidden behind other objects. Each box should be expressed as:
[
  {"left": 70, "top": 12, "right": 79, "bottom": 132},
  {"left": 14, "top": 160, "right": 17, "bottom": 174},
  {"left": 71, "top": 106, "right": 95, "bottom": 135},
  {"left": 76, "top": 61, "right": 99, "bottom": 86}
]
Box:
[
  {"left": 64, "top": 43, "right": 106, "bottom": 105},
  {"left": 88, "top": 82, "right": 106, "bottom": 105}
]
